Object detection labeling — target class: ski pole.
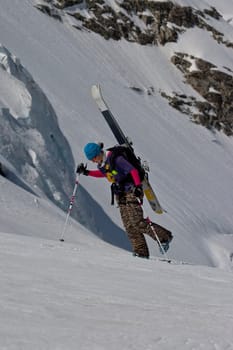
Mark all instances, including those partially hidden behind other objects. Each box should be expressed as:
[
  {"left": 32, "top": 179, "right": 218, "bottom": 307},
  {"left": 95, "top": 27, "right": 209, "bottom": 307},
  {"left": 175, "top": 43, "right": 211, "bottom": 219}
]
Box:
[
  {"left": 59, "top": 173, "right": 80, "bottom": 242},
  {"left": 146, "top": 216, "right": 169, "bottom": 259},
  {"left": 136, "top": 197, "right": 169, "bottom": 258}
]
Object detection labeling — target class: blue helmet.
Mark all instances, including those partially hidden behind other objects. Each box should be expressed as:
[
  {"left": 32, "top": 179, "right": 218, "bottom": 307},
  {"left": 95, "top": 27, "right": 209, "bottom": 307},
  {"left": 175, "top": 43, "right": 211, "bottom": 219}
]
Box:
[{"left": 84, "top": 142, "right": 102, "bottom": 160}]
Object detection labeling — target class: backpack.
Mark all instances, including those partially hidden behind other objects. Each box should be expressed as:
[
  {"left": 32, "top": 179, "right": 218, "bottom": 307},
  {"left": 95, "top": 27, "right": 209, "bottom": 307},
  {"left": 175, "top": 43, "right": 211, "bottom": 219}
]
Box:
[{"left": 107, "top": 145, "right": 145, "bottom": 181}]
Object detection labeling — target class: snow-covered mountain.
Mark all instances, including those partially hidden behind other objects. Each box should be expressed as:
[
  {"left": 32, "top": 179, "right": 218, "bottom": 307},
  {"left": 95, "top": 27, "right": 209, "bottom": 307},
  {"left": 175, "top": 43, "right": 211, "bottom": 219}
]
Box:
[
  {"left": 0, "top": 1, "right": 233, "bottom": 347},
  {"left": 1, "top": 0, "right": 233, "bottom": 265}
]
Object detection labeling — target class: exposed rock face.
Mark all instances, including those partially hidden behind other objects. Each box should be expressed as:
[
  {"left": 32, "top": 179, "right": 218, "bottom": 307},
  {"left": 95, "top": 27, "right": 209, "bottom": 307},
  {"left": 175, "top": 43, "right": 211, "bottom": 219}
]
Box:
[
  {"left": 36, "top": 1, "right": 232, "bottom": 47},
  {"left": 163, "top": 53, "right": 233, "bottom": 135},
  {"left": 35, "top": 3, "right": 62, "bottom": 21}
]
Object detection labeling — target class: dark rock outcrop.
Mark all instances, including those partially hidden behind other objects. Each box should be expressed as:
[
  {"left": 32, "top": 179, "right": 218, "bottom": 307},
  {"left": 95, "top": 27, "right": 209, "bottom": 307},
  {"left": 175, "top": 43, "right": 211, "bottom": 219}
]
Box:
[
  {"left": 163, "top": 53, "right": 233, "bottom": 135},
  {"left": 37, "top": 1, "right": 233, "bottom": 48}
]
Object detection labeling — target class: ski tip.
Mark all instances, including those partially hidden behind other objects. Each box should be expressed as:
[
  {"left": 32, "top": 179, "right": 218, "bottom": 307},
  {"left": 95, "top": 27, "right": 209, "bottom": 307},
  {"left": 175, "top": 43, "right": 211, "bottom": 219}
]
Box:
[
  {"left": 91, "top": 84, "right": 109, "bottom": 112},
  {"left": 91, "top": 84, "right": 101, "bottom": 96}
]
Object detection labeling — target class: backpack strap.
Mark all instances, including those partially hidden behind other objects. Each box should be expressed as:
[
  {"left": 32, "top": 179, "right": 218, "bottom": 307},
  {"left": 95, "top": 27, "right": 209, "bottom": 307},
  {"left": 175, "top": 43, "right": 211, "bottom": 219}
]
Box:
[{"left": 107, "top": 145, "right": 145, "bottom": 182}]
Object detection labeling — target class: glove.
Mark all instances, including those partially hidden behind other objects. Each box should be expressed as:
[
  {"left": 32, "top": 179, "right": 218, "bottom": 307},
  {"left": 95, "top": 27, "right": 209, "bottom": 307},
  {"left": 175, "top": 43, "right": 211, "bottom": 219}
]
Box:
[
  {"left": 133, "top": 185, "right": 143, "bottom": 199},
  {"left": 76, "top": 163, "right": 89, "bottom": 176}
]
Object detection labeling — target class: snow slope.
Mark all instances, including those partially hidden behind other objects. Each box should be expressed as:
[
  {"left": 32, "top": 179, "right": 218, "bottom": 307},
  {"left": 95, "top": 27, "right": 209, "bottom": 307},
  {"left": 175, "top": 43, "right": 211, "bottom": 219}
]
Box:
[{"left": 0, "top": 178, "right": 233, "bottom": 349}]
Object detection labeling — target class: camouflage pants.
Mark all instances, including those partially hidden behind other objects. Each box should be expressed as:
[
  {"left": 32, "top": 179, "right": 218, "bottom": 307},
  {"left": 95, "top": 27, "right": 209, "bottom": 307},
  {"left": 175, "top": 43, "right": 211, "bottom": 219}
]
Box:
[{"left": 118, "top": 191, "right": 172, "bottom": 258}]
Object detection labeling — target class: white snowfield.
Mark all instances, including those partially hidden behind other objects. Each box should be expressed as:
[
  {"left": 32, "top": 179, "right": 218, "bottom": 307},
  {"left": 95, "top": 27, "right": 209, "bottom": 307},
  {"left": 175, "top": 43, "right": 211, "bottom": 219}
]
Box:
[
  {"left": 0, "top": 180, "right": 233, "bottom": 350},
  {"left": 0, "top": 0, "right": 233, "bottom": 349}
]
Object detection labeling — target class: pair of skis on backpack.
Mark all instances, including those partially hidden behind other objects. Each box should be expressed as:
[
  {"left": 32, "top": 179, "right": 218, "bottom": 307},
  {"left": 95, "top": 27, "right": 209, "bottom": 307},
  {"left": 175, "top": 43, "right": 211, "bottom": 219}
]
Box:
[{"left": 91, "top": 84, "right": 163, "bottom": 215}]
